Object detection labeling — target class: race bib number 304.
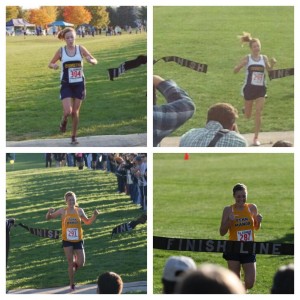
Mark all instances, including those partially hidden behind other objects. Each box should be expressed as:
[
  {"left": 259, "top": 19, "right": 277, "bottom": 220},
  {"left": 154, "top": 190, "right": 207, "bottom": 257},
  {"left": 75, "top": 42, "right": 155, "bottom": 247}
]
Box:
[
  {"left": 237, "top": 230, "right": 253, "bottom": 241},
  {"left": 69, "top": 67, "right": 83, "bottom": 83},
  {"left": 67, "top": 228, "right": 79, "bottom": 240},
  {"left": 251, "top": 72, "right": 264, "bottom": 86}
]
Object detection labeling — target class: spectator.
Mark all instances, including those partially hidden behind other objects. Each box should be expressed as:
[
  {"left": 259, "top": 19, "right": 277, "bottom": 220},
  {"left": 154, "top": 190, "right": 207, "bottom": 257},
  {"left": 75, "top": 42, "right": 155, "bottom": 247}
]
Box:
[
  {"left": 175, "top": 264, "right": 246, "bottom": 294},
  {"left": 153, "top": 75, "right": 195, "bottom": 146},
  {"left": 133, "top": 155, "right": 147, "bottom": 210},
  {"left": 6, "top": 218, "right": 15, "bottom": 268},
  {"left": 115, "top": 156, "right": 127, "bottom": 193},
  {"left": 271, "top": 264, "right": 294, "bottom": 294},
  {"left": 45, "top": 153, "right": 52, "bottom": 167},
  {"left": 97, "top": 271, "right": 123, "bottom": 294},
  {"left": 162, "top": 256, "right": 197, "bottom": 294},
  {"left": 180, "top": 103, "right": 247, "bottom": 147}
]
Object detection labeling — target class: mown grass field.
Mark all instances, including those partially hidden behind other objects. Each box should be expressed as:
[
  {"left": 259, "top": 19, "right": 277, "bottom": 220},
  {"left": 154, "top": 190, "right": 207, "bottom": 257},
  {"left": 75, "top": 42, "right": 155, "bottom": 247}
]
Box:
[
  {"left": 153, "top": 153, "right": 294, "bottom": 294},
  {"left": 6, "top": 154, "right": 147, "bottom": 292},
  {"left": 6, "top": 32, "right": 147, "bottom": 141},
  {"left": 154, "top": 6, "right": 294, "bottom": 136}
]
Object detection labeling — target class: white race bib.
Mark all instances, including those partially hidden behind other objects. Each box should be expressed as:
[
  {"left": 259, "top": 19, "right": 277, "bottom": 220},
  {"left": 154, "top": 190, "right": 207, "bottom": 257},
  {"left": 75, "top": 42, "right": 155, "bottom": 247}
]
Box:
[
  {"left": 237, "top": 230, "right": 253, "bottom": 241},
  {"left": 251, "top": 72, "right": 264, "bottom": 86},
  {"left": 68, "top": 67, "right": 83, "bottom": 83},
  {"left": 66, "top": 228, "right": 79, "bottom": 240}
]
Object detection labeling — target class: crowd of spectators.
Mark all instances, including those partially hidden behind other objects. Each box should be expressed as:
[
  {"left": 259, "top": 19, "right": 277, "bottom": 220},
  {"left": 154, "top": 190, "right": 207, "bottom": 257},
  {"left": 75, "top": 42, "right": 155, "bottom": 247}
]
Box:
[{"left": 44, "top": 153, "right": 147, "bottom": 211}]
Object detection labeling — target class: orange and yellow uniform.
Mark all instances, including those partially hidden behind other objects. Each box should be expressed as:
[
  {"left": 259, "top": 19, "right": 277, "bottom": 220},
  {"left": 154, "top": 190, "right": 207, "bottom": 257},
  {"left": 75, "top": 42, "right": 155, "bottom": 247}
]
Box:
[
  {"left": 61, "top": 208, "right": 83, "bottom": 242},
  {"left": 229, "top": 203, "right": 255, "bottom": 242}
]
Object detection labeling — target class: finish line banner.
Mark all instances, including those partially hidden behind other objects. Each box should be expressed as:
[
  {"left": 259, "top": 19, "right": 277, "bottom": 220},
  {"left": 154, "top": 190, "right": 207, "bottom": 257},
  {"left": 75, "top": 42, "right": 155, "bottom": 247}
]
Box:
[
  {"left": 268, "top": 68, "right": 294, "bottom": 80},
  {"left": 18, "top": 223, "right": 60, "bottom": 239},
  {"left": 107, "top": 55, "right": 147, "bottom": 81},
  {"left": 153, "top": 236, "right": 294, "bottom": 255},
  {"left": 154, "top": 56, "right": 208, "bottom": 73}
]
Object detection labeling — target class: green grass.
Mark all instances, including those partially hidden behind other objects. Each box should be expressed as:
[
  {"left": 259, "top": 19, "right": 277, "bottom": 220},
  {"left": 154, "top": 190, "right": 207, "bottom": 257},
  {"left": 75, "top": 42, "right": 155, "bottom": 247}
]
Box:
[
  {"left": 6, "top": 33, "right": 147, "bottom": 141},
  {"left": 153, "top": 153, "right": 294, "bottom": 294},
  {"left": 154, "top": 6, "right": 294, "bottom": 136},
  {"left": 6, "top": 154, "right": 147, "bottom": 291}
]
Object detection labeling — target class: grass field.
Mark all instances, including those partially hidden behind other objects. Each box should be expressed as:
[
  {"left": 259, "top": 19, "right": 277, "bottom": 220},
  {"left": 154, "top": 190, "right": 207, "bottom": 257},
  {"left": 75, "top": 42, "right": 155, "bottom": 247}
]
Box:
[
  {"left": 153, "top": 153, "right": 294, "bottom": 294},
  {"left": 6, "top": 32, "right": 147, "bottom": 141},
  {"left": 6, "top": 154, "right": 147, "bottom": 292},
  {"left": 154, "top": 6, "right": 294, "bottom": 136}
]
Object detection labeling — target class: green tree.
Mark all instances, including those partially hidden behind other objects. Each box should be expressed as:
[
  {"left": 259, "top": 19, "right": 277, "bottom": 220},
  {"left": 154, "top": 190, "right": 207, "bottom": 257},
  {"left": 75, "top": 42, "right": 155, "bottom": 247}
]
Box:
[
  {"left": 116, "top": 6, "right": 139, "bottom": 27},
  {"left": 138, "top": 6, "right": 147, "bottom": 23},
  {"left": 56, "top": 6, "right": 65, "bottom": 21},
  {"left": 85, "top": 6, "right": 109, "bottom": 28},
  {"left": 106, "top": 7, "right": 116, "bottom": 27}
]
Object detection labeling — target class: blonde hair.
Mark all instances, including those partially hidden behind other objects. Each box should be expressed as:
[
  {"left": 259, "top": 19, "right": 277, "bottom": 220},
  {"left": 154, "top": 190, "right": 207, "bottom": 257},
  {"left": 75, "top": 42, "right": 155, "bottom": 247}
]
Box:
[
  {"left": 58, "top": 27, "right": 76, "bottom": 40},
  {"left": 238, "top": 32, "right": 260, "bottom": 48},
  {"left": 64, "top": 191, "right": 78, "bottom": 206}
]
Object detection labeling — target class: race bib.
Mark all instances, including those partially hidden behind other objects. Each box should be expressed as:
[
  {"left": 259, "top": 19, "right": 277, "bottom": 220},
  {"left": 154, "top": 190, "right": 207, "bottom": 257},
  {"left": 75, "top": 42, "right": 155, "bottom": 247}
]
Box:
[
  {"left": 68, "top": 67, "right": 83, "bottom": 83},
  {"left": 237, "top": 230, "right": 253, "bottom": 241},
  {"left": 251, "top": 72, "right": 264, "bottom": 86},
  {"left": 66, "top": 228, "right": 79, "bottom": 240}
]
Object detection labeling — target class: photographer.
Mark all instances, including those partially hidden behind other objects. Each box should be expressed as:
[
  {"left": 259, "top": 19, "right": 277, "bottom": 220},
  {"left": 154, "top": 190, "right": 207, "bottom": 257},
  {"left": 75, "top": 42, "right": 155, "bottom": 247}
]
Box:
[{"left": 153, "top": 75, "right": 196, "bottom": 147}]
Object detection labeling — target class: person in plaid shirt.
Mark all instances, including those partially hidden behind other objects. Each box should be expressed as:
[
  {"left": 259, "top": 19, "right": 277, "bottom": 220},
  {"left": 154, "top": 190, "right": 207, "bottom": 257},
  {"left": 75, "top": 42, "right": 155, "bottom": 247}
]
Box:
[
  {"left": 180, "top": 103, "right": 247, "bottom": 147},
  {"left": 153, "top": 75, "right": 196, "bottom": 147}
]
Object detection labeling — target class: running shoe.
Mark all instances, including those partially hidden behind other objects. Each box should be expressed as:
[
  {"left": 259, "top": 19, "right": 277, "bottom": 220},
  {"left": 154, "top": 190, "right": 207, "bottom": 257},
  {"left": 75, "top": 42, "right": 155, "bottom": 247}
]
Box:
[
  {"left": 253, "top": 138, "right": 261, "bottom": 146},
  {"left": 71, "top": 136, "right": 79, "bottom": 145},
  {"left": 70, "top": 284, "right": 75, "bottom": 292},
  {"left": 59, "top": 119, "right": 67, "bottom": 133}
]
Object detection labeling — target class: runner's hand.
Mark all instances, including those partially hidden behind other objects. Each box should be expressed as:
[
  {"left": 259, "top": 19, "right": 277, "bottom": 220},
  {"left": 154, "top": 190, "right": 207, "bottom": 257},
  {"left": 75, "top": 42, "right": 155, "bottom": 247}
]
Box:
[
  {"left": 93, "top": 209, "right": 100, "bottom": 216},
  {"left": 48, "top": 208, "right": 55, "bottom": 214},
  {"left": 256, "top": 214, "right": 263, "bottom": 223},
  {"left": 228, "top": 212, "right": 235, "bottom": 221}
]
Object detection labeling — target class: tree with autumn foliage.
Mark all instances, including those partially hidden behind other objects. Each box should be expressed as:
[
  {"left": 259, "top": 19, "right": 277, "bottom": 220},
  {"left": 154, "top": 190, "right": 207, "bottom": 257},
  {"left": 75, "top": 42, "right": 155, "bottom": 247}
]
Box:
[
  {"left": 63, "top": 6, "right": 92, "bottom": 26},
  {"left": 85, "top": 6, "right": 109, "bottom": 28},
  {"left": 28, "top": 7, "right": 56, "bottom": 27}
]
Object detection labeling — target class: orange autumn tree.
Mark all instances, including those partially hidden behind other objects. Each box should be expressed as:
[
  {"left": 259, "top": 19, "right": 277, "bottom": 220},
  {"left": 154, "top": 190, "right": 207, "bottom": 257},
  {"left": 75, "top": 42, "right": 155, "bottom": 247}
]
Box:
[
  {"left": 28, "top": 7, "right": 54, "bottom": 27},
  {"left": 63, "top": 6, "right": 92, "bottom": 26}
]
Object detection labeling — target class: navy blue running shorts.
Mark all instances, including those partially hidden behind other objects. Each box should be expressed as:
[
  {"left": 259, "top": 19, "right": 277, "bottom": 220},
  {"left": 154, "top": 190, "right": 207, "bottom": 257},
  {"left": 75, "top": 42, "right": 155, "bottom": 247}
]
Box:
[
  {"left": 223, "top": 252, "right": 256, "bottom": 264},
  {"left": 60, "top": 81, "right": 86, "bottom": 100},
  {"left": 62, "top": 240, "right": 84, "bottom": 249},
  {"left": 243, "top": 85, "right": 266, "bottom": 101}
]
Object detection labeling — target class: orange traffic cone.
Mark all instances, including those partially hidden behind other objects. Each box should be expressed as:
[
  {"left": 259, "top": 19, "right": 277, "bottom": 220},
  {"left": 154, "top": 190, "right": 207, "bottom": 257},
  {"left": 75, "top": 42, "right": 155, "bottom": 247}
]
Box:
[{"left": 184, "top": 153, "right": 189, "bottom": 160}]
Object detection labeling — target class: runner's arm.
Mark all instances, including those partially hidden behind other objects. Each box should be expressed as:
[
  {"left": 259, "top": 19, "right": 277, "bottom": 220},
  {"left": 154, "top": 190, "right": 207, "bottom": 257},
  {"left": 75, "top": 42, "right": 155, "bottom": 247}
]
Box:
[
  {"left": 48, "top": 48, "right": 61, "bottom": 69},
  {"left": 219, "top": 206, "right": 234, "bottom": 236},
  {"left": 79, "top": 45, "right": 98, "bottom": 65},
  {"left": 79, "top": 208, "right": 100, "bottom": 225},
  {"left": 46, "top": 208, "right": 63, "bottom": 220},
  {"left": 263, "top": 55, "right": 277, "bottom": 71},
  {"left": 250, "top": 204, "right": 262, "bottom": 230},
  {"left": 234, "top": 56, "right": 248, "bottom": 73}
]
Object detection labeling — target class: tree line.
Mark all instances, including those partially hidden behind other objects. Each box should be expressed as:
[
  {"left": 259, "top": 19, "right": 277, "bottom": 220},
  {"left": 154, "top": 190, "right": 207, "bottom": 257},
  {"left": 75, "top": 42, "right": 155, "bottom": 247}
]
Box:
[{"left": 6, "top": 6, "right": 147, "bottom": 29}]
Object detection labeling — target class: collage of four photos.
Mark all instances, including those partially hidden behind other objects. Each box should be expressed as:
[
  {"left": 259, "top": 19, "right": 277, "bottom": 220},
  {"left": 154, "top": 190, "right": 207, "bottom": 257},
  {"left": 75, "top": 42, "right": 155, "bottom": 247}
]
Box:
[{"left": 5, "top": 2, "right": 295, "bottom": 296}]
